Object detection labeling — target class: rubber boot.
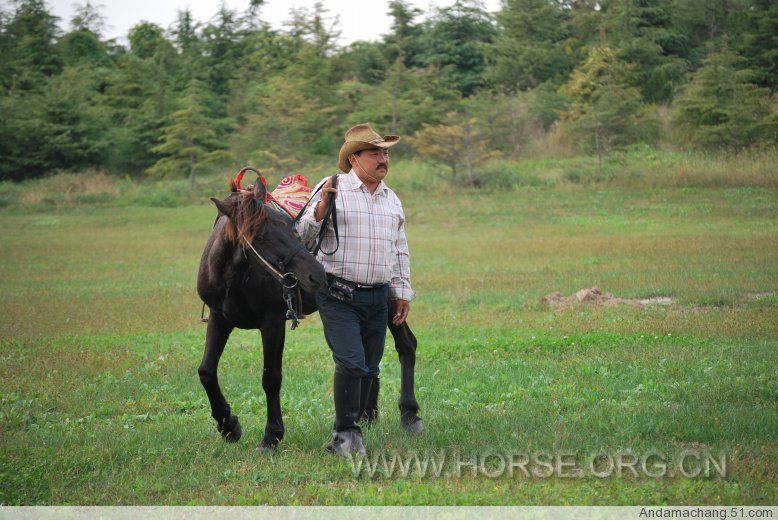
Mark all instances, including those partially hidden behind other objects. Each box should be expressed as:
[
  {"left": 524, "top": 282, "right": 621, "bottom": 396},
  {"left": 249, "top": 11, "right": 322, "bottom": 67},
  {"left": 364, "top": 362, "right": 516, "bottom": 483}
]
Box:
[
  {"left": 325, "top": 366, "right": 366, "bottom": 457},
  {"left": 359, "top": 376, "right": 379, "bottom": 425}
]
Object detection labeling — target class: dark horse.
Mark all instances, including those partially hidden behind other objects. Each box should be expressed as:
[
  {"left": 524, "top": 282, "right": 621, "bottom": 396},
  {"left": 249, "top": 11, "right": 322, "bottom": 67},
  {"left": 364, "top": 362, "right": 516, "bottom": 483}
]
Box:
[{"left": 197, "top": 175, "right": 423, "bottom": 452}]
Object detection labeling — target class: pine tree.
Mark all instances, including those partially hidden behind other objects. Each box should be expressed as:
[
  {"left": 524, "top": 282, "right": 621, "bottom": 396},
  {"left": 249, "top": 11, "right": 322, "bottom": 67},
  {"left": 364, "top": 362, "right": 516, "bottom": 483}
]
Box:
[
  {"left": 1, "top": 0, "right": 62, "bottom": 91},
  {"left": 739, "top": 0, "right": 778, "bottom": 90},
  {"left": 59, "top": 1, "right": 110, "bottom": 67},
  {"left": 146, "top": 81, "right": 231, "bottom": 191},
  {"left": 487, "top": 0, "right": 576, "bottom": 91},
  {"left": 411, "top": 112, "right": 501, "bottom": 186},
  {"left": 673, "top": 44, "right": 775, "bottom": 149},
  {"left": 417, "top": 0, "right": 497, "bottom": 97},
  {"left": 385, "top": 0, "right": 424, "bottom": 67},
  {"left": 467, "top": 90, "right": 536, "bottom": 158},
  {"left": 562, "top": 46, "right": 656, "bottom": 175},
  {"left": 605, "top": 0, "right": 688, "bottom": 103}
]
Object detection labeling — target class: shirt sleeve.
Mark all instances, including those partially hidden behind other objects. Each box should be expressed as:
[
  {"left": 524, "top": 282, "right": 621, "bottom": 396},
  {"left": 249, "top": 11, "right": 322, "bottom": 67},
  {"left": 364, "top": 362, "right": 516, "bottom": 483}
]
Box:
[
  {"left": 295, "top": 177, "right": 328, "bottom": 244},
  {"left": 389, "top": 200, "right": 415, "bottom": 302}
]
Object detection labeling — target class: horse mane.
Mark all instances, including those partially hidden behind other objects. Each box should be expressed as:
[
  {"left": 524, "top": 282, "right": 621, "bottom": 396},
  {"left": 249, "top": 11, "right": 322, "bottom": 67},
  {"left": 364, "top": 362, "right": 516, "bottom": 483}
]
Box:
[{"left": 222, "top": 181, "right": 268, "bottom": 243}]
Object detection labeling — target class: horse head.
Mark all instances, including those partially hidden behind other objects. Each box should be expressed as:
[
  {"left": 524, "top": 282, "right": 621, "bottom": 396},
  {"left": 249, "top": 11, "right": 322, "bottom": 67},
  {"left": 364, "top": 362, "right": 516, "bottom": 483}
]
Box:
[{"left": 210, "top": 177, "right": 326, "bottom": 293}]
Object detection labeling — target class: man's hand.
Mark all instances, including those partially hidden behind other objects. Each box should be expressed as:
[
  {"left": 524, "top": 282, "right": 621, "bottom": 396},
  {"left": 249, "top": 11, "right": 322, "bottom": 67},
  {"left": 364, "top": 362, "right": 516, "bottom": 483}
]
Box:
[
  {"left": 392, "top": 299, "right": 410, "bottom": 326},
  {"left": 314, "top": 177, "right": 338, "bottom": 222}
]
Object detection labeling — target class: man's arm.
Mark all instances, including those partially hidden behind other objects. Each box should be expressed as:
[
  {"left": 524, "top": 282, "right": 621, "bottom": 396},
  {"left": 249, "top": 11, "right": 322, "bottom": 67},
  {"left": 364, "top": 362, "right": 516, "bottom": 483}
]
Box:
[
  {"left": 389, "top": 203, "right": 415, "bottom": 325},
  {"left": 295, "top": 177, "right": 337, "bottom": 243}
]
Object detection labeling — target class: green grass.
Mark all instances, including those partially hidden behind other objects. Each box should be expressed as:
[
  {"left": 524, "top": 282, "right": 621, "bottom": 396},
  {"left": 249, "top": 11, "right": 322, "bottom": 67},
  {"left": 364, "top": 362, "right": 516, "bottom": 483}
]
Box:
[{"left": 0, "top": 183, "right": 776, "bottom": 504}]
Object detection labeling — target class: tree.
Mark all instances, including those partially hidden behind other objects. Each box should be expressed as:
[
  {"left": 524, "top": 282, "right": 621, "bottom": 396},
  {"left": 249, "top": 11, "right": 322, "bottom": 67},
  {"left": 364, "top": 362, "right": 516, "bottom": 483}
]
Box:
[
  {"left": 603, "top": 0, "right": 688, "bottom": 103},
  {"left": 381, "top": 0, "right": 424, "bottom": 132},
  {"left": 0, "top": 0, "right": 62, "bottom": 91},
  {"left": 411, "top": 112, "right": 501, "bottom": 187},
  {"left": 673, "top": 44, "right": 776, "bottom": 149},
  {"left": 739, "top": 0, "right": 778, "bottom": 90},
  {"left": 102, "top": 55, "right": 167, "bottom": 174},
  {"left": 171, "top": 8, "right": 201, "bottom": 67},
  {"left": 385, "top": 0, "right": 424, "bottom": 67},
  {"left": 487, "top": 0, "right": 576, "bottom": 91},
  {"left": 70, "top": 1, "right": 106, "bottom": 34},
  {"left": 59, "top": 2, "right": 110, "bottom": 67},
  {"left": 202, "top": 4, "right": 245, "bottom": 105},
  {"left": 146, "top": 81, "right": 232, "bottom": 191},
  {"left": 672, "top": 0, "right": 751, "bottom": 70},
  {"left": 38, "top": 66, "right": 111, "bottom": 170},
  {"left": 103, "top": 22, "right": 181, "bottom": 175},
  {"left": 561, "top": 46, "right": 656, "bottom": 175},
  {"left": 417, "top": 0, "right": 497, "bottom": 97},
  {"left": 344, "top": 41, "right": 388, "bottom": 85},
  {"left": 467, "top": 90, "right": 537, "bottom": 158},
  {"left": 343, "top": 65, "right": 459, "bottom": 140},
  {"left": 0, "top": 88, "right": 50, "bottom": 179},
  {"left": 286, "top": 1, "right": 341, "bottom": 57},
  {"left": 227, "top": 27, "right": 298, "bottom": 127},
  {"left": 128, "top": 22, "right": 167, "bottom": 59},
  {"left": 0, "top": 64, "right": 110, "bottom": 179}
]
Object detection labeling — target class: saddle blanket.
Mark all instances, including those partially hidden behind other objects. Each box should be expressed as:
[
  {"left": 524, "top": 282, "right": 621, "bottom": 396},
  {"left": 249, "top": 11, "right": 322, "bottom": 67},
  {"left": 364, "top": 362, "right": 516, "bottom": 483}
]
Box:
[{"left": 268, "top": 174, "right": 313, "bottom": 218}]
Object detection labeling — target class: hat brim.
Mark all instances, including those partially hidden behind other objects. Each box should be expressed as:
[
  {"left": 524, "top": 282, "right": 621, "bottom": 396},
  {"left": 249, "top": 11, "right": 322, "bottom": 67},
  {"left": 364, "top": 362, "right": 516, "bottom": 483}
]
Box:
[{"left": 338, "top": 136, "right": 400, "bottom": 173}]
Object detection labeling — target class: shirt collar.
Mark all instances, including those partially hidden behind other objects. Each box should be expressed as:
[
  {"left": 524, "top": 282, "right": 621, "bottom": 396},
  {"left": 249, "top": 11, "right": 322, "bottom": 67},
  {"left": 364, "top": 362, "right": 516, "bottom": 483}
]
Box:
[{"left": 346, "top": 169, "right": 388, "bottom": 195}]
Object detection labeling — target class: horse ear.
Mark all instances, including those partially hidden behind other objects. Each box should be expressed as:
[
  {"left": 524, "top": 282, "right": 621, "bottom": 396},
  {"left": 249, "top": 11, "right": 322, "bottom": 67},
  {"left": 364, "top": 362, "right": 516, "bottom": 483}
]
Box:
[
  {"left": 210, "top": 197, "right": 233, "bottom": 216},
  {"left": 253, "top": 177, "right": 267, "bottom": 202}
]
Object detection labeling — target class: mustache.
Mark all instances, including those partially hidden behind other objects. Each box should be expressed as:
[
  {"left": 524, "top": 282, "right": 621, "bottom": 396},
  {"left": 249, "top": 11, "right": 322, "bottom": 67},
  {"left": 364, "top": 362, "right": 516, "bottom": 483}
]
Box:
[{"left": 376, "top": 163, "right": 388, "bottom": 170}]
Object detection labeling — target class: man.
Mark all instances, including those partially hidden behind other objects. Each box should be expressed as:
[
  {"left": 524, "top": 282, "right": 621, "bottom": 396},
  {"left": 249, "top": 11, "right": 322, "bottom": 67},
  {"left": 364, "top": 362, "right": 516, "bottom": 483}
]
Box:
[{"left": 296, "top": 123, "right": 415, "bottom": 457}]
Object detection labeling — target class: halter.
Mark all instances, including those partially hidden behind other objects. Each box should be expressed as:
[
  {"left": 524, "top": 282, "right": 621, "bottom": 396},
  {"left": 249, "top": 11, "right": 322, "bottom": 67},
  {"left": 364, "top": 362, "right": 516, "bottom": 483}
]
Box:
[{"left": 240, "top": 234, "right": 306, "bottom": 329}]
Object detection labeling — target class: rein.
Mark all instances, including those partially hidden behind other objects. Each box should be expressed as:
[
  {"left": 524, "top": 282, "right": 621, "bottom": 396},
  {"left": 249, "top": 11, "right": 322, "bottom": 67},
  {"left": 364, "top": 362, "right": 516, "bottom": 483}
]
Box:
[{"left": 292, "top": 174, "right": 339, "bottom": 257}]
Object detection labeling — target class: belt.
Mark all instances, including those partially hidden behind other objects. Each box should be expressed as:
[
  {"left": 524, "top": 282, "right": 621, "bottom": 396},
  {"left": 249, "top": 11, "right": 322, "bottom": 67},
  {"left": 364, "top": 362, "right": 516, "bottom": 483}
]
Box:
[
  {"left": 327, "top": 274, "right": 387, "bottom": 290},
  {"left": 355, "top": 282, "right": 388, "bottom": 290}
]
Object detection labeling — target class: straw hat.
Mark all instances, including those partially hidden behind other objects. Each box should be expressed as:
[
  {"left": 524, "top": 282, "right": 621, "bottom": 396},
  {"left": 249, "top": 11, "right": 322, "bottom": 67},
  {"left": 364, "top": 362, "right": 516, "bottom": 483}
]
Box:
[{"left": 337, "top": 123, "right": 400, "bottom": 173}]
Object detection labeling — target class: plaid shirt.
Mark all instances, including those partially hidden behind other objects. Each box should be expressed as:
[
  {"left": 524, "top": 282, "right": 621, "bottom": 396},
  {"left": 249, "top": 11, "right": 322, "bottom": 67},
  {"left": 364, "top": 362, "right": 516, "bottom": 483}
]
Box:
[{"left": 296, "top": 170, "right": 415, "bottom": 301}]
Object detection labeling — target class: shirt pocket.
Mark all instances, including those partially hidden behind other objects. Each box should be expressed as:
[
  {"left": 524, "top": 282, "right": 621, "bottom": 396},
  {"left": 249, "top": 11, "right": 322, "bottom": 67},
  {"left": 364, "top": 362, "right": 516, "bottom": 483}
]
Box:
[{"left": 383, "top": 208, "right": 400, "bottom": 247}]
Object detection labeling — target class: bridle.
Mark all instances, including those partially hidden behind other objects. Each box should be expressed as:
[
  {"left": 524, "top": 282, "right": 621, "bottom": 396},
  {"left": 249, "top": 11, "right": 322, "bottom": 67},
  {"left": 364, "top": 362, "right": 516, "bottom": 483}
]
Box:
[
  {"left": 241, "top": 234, "right": 305, "bottom": 288},
  {"left": 239, "top": 232, "right": 307, "bottom": 329}
]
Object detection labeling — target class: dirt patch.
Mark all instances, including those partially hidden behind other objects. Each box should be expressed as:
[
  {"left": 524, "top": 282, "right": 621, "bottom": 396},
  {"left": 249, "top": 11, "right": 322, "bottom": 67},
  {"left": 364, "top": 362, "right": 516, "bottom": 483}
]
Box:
[
  {"left": 541, "top": 287, "right": 676, "bottom": 310},
  {"left": 746, "top": 292, "right": 775, "bottom": 301}
]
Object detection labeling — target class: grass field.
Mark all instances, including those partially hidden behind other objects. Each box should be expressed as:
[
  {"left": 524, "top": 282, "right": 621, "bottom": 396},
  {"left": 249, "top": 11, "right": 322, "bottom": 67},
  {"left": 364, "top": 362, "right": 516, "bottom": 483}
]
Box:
[{"left": 0, "top": 178, "right": 776, "bottom": 504}]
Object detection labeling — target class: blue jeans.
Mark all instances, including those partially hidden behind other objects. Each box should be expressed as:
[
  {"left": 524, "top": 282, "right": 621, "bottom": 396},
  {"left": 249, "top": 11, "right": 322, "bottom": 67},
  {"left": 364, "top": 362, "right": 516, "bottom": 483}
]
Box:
[{"left": 316, "top": 285, "right": 389, "bottom": 378}]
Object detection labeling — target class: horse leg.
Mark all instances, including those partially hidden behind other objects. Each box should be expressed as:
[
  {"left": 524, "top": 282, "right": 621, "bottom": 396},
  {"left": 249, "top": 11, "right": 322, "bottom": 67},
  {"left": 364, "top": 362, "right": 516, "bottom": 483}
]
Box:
[
  {"left": 388, "top": 299, "right": 424, "bottom": 435},
  {"left": 199, "top": 311, "right": 242, "bottom": 442},
  {"left": 257, "top": 315, "right": 286, "bottom": 452}
]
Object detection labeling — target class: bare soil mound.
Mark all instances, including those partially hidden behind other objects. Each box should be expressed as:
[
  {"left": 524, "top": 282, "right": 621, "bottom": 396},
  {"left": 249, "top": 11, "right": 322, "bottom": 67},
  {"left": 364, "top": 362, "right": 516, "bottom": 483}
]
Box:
[{"left": 541, "top": 287, "right": 675, "bottom": 310}]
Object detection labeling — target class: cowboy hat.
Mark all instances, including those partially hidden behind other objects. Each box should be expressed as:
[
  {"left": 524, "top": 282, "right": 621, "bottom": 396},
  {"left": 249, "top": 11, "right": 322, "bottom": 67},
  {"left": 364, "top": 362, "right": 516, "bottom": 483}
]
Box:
[{"left": 337, "top": 123, "right": 400, "bottom": 173}]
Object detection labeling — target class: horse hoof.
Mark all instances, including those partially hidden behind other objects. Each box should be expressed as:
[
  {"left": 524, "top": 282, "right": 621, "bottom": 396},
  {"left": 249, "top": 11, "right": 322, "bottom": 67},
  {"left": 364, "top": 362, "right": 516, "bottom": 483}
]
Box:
[
  {"left": 401, "top": 413, "right": 424, "bottom": 435},
  {"left": 218, "top": 415, "right": 242, "bottom": 443},
  {"left": 256, "top": 431, "right": 282, "bottom": 453},
  {"left": 255, "top": 443, "right": 277, "bottom": 454}
]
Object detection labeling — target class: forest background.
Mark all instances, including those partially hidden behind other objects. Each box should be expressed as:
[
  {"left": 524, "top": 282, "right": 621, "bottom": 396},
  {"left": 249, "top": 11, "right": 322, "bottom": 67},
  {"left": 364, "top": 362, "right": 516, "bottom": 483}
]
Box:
[{"left": 1, "top": 0, "right": 776, "bottom": 191}]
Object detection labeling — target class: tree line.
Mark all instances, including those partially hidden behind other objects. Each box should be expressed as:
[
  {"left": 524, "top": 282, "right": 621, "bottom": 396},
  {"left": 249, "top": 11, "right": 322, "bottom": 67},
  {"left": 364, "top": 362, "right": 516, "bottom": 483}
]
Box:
[{"left": 0, "top": 0, "right": 775, "bottom": 185}]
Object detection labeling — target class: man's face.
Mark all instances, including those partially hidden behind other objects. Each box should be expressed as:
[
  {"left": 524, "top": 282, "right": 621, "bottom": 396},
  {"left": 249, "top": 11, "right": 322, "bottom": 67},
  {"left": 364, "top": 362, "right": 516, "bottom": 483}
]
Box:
[{"left": 351, "top": 147, "right": 390, "bottom": 181}]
